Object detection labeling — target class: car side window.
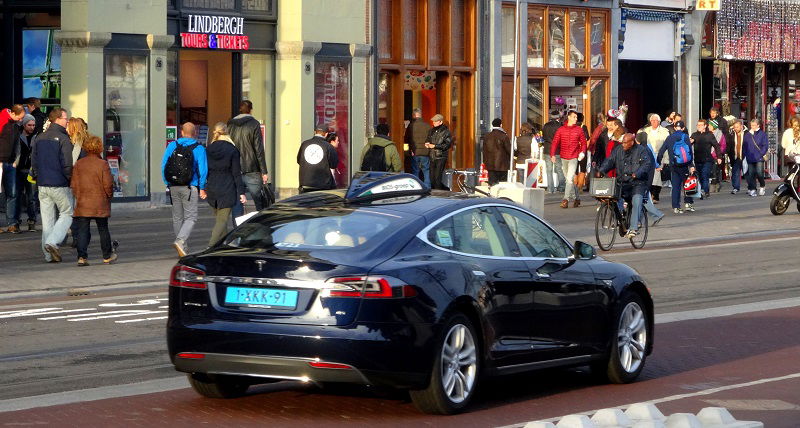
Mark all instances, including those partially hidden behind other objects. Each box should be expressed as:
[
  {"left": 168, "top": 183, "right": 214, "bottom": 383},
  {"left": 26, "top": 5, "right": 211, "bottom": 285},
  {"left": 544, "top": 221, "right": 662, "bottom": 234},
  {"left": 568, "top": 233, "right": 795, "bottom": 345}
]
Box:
[
  {"left": 497, "top": 207, "right": 571, "bottom": 258},
  {"left": 427, "top": 207, "right": 513, "bottom": 257}
]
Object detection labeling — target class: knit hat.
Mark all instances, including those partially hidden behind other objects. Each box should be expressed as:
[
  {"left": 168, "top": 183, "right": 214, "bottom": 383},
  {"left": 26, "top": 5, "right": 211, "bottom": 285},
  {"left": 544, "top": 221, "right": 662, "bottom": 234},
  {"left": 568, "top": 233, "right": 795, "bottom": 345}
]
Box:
[
  {"left": 674, "top": 120, "right": 686, "bottom": 129},
  {"left": 708, "top": 119, "right": 719, "bottom": 129},
  {"left": 607, "top": 109, "right": 622, "bottom": 118},
  {"left": 431, "top": 114, "right": 444, "bottom": 122},
  {"left": 20, "top": 114, "right": 35, "bottom": 126}
]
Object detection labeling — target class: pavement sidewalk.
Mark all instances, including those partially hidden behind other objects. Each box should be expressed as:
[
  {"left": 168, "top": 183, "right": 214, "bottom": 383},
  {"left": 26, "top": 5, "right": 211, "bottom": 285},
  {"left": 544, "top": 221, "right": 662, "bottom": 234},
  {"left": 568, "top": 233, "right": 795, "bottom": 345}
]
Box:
[{"left": 1, "top": 182, "right": 797, "bottom": 299}]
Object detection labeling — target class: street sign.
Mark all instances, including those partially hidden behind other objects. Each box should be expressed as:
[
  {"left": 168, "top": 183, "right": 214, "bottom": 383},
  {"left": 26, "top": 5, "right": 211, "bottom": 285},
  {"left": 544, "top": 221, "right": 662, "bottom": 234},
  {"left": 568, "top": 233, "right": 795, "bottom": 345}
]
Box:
[{"left": 166, "top": 125, "right": 177, "bottom": 146}]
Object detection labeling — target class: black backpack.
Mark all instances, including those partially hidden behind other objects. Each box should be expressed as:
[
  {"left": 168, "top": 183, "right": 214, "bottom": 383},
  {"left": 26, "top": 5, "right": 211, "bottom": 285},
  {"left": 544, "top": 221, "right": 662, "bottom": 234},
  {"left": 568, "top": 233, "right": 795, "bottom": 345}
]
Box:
[
  {"left": 165, "top": 142, "right": 200, "bottom": 186},
  {"left": 360, "top": 144, "right": 388, "bottom": 171}
]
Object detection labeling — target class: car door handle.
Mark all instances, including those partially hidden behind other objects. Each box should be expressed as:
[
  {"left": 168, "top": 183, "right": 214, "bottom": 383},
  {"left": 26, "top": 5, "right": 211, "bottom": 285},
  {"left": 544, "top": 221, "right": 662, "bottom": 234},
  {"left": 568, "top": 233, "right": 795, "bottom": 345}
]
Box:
[{"left": 535, "top": 271, "right": 551, "bottom": 278}]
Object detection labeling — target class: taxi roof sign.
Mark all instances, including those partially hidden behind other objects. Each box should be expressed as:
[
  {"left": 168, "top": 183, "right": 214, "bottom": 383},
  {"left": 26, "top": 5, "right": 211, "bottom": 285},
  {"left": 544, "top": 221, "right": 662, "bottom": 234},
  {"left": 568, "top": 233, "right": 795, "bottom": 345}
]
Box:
[{"left": 345, "top": 172, "right": 430, "bottom": 203}]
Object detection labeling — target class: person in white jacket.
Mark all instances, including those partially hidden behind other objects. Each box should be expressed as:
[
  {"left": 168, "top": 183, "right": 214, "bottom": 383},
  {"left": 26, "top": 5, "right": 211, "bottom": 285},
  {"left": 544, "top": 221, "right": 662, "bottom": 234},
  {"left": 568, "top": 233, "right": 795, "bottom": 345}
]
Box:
[{"left": 781, "top": 116, "right": 800, "bottom": 162}]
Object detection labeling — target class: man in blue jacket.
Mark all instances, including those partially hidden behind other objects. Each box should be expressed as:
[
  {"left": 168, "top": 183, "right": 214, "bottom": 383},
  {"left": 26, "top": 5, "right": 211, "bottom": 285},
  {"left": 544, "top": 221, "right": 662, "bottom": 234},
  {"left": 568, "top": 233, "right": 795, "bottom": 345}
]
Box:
[
  {"left": 599, "top": 133, "right": 653, "bottom": 239},
  {"left": 743, "top": 118, "right": 769, "bottom": 197},
  {"left": 30, "top": 107, "right": 73, "bottom": 262},
  {"left": 161, "top": 122, "right": 208, "bottom": 257},
  {"left": 657, "top": 121, "right": 697, "bottom": 213}
]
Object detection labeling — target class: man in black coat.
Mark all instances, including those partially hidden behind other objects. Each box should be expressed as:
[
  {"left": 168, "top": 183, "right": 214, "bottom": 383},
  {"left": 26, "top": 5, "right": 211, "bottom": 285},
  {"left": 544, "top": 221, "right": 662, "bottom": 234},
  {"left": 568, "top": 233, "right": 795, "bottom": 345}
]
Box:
[
  {"left": 541, "top": 110, "right": 564, "bottom": 193},
  {"left": 424, "top": 114, "right": 452, "bottom": 190},
  {"left": 297, "top": 123, "right": 339, "bottom": 193},
  {"left": 228, "top": 100, "right": 269, "bottom": 216},
  {"left": 599, "top": 133, "right": 653, "bottom": 239}
]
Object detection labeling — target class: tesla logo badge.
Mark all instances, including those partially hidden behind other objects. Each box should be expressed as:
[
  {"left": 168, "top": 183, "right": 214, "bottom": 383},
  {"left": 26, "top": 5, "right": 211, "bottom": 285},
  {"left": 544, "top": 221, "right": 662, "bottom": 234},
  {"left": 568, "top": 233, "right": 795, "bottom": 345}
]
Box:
[{"left": 255, "top": 260, "right": 267, "bottom": 271}]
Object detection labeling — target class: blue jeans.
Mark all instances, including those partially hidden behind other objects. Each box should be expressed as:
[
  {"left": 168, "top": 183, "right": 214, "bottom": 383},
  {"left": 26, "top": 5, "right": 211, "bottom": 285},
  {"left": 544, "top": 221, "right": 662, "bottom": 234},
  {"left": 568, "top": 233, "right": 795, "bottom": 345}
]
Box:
[
  {"left": 2, "top": 163, "right": 18, "bottom": 226},
  {"left": 745, "top": 161, "right": 765, "bottom": 191},
  {"left": 644, "top": 192, "right": 663, "bottom": 220},
  {"left": 730, "top": 159, "right": 743, "bottom": 191},
  {"left": 699, "top": 161, "right": 714, "bottom": 194},
  {"left": 617, "top": 187, "right": 645, "bottom": 232},
  {"left": 232, "top": 173, "right": 268, "bottom": 219},
  {"left": 670, "top": 165, "right": 694, "bottom": 209},
  {"left": 543, "top": 156, "right": 565, "bottom": 192},
  {"left": 39, "top": 186, "right": 73, "bottom": 261},
  {"left": 414, "top": 156, "right": 431, "bottom": 188}
]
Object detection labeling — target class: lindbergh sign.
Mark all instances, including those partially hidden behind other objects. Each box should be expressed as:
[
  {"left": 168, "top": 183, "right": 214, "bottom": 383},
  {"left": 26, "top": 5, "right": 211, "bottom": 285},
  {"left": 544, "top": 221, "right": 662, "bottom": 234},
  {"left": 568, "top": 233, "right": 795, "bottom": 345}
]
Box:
[{"left": 180, "top": 14, "right": 249, "bottom": 50}]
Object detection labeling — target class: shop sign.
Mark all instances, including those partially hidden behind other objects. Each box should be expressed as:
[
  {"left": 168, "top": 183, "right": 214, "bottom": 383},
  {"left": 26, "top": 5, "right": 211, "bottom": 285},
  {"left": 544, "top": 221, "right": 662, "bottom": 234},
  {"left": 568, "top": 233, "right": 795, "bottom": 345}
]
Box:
[
  {"left": 695, "top": 0, "right": 720, "bottom": 10},
  {"left": 315, "top": 60, "right": 350, "bottom": 187},
  {"left": 181, "top": 14, "right": 249, "bottom": 50},
  {"left": 166, "top": 125, "right": 177, "bottom": 147}
]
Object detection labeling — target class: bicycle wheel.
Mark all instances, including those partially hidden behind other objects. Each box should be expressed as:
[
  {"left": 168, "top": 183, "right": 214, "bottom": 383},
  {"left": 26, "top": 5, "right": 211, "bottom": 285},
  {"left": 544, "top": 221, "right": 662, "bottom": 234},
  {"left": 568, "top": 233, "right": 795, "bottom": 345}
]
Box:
[
  {"left": 629, "top": 209, "right": 648, "bottom": 249},
  {"left": 594, "top": 200, "right": 617, "bottom": 251}
]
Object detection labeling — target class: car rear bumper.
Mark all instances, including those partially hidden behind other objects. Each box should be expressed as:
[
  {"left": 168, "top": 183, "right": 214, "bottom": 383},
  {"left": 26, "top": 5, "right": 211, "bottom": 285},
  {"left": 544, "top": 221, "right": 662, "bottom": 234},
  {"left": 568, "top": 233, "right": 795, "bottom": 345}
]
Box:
[
  {"left": 167, "top": 318, "right": 436, "bottom": 388},
  {"left": 173, "top": 352, "right": 371, "bottom": 384}
]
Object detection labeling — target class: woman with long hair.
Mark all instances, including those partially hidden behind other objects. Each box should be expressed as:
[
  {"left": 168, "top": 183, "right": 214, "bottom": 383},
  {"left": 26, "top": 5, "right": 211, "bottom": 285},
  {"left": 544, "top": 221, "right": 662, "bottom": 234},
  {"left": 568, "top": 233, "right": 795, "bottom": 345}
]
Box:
[
  {"left": 781, "top": 116, "right": 800, "bottom": 168},
  {"left": 201, "top": 122, "right": 246, "bottom": 247},
  {"left": 70, "top": 135, "right": 116, "bottom": 266},
  {"left": 66, "top": 117, "right": 89, "bottom": 164}
]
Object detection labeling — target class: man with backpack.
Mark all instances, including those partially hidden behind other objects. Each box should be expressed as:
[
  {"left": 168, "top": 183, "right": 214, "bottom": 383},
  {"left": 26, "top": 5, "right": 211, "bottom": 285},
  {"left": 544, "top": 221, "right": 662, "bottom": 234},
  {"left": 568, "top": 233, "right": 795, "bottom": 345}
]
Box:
[
  {"left": 657, "top": 120, "right": 697, "bottom": 213},
  {"left": 360, "top": 123, "right": 401, "bottom": 172},
  {"left": 161, "top": 122, "right": 208, "bottom": 257}
]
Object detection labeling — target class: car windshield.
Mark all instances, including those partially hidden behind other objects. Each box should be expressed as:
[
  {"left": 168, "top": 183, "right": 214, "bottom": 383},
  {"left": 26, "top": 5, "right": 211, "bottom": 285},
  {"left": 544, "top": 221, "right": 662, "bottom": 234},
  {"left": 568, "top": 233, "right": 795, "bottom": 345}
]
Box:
[{"left": 225, "top": 208, "right": 404, "bottom": 250}]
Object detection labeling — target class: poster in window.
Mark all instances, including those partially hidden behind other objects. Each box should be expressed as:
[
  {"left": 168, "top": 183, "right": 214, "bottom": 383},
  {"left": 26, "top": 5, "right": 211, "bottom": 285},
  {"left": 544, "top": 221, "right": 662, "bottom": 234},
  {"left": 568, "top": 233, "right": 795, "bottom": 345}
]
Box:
[{"left": 314, "top": 59, "right": 350, "bottom": 188}]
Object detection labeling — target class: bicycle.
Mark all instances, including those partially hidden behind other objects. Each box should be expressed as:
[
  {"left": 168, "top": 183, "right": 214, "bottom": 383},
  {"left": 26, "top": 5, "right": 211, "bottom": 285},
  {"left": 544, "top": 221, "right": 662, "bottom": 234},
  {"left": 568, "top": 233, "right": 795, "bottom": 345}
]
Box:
[{"left": 593, "top": 183, "right": 648, "bottom": 251}]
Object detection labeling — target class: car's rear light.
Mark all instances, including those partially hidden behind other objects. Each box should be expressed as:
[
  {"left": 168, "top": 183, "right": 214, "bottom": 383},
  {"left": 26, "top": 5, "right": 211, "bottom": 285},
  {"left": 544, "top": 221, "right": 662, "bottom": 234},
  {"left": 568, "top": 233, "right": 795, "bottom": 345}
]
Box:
[
  {"left": 324, "top": 276, "right": 417, "bottom": 298},
  {"left": 170, "top": 265, "right": 207, "bottom": 289},
  {"left": 176, "top": 353, "right": 205, "bottom": 359},
  {"left": 308, "top": 361, "right": 352, "bottom": 370}
]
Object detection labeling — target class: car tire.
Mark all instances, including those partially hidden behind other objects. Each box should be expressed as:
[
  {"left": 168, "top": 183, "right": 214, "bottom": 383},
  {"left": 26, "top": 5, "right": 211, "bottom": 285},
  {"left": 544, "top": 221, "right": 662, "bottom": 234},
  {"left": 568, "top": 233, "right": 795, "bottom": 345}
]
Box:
[
  {"left": 187, "top": 373, "right": 250, "bottom": 398},
  {"left": 591, "top": 292, "right": 650, "bottom": 384},
  {"left": 409, "top": 313, "right": 480, "bottom": 415}
]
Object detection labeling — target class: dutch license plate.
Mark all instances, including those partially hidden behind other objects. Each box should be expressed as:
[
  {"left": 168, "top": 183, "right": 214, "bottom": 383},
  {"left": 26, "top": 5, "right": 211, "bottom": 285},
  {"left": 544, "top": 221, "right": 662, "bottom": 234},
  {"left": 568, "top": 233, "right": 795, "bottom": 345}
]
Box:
[{"left": 224, "top": 286, "right": 299, "bottom": 309}]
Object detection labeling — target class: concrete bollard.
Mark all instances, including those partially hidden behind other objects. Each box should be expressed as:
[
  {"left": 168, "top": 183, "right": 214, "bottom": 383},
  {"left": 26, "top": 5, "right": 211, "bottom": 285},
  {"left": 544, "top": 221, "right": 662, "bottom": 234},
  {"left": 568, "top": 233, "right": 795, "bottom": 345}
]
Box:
[
  {"left": 591, "top": 408, "right": 633, "bottom": 427},
  {"left": 626, "top": 403, "right": 667, "bottom": 423},
  {"left": 523, "top": 422, "right": 557, "bottom": 428},
  {"left": 664, "top": 413, "right": 704, "bottom": 428},
  {"left": 555, "top": 414, "right": 595, "bottom": 428}
]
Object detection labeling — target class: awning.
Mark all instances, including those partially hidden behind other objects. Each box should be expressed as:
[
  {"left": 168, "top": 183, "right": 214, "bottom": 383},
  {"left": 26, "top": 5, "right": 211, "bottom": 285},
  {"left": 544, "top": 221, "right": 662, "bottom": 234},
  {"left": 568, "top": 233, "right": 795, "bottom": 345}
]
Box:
[{"left": 618, "top": 8, "right": 688, "bottom": 56}]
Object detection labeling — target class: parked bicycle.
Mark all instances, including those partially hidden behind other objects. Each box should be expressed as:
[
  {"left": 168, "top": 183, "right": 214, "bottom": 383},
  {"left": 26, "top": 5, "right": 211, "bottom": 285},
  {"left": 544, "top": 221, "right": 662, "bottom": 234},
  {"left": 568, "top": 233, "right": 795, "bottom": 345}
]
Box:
[{"left": 591, "top": 178, "right": 648, "bottom": 250}]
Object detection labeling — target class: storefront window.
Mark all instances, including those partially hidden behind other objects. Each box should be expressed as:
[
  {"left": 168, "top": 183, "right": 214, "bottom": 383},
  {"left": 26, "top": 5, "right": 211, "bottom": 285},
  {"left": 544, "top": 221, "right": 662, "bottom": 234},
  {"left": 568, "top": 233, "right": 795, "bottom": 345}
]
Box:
[
  {"left": 22, "top": 29, "right": 61, "bottom": 107},
  {"left": 315, "top": 59, "right": 350, "bottom": 188},
  {"left": 712, "top": 60, "right": 728, "bottom": 114},
  {"left": 166, "top": 50, "right": 178, "bottom": 126},
  {"left": 242, "top": 0, "right": 272, "bottom": 12},
  {"left": 501, "top": 6, "right": 516, "bottom": 68},
  {"left": 378, "top": 72, "right": 391, "bottom": 125},
  {"left": 526, "top": 79, "right": 544, "bottom": 128},
  {"left": 451, "top": 74, "right": 460, "bottom": 167},
  {"left": 548, "top": 9, "right": 566, "bottom": 69},
  {"left": 451, "top": 0, "right": 465, "bottom": 63},
  {"left": 242, "top": 53, "right": 275, "bottom": 178},
  {"left": 590, "top": 13, "right": 607, "bottom": 70},
  {"left": 569, "top": 10, "right": 586, "bottom": 70},
  {"left": 527, "top": 8, "right": 544, "bottom": 68},
  {"left": 428, "top": 0, "right": 443, "bottom": 65},
  {"left": 590, "top": 78, "right": 606, "bottom": 128},
  {"left": 105, "top": 54, "right": 149, "bottom": 198},
  {"left": 378, "top": 0, "right": 392, "bottom": 61},
  {"left": 182, "top": 0, "right": 234, "bottom": 9},
  {"left": 402, "top": 0, "right": 418, "bottom": 61}
]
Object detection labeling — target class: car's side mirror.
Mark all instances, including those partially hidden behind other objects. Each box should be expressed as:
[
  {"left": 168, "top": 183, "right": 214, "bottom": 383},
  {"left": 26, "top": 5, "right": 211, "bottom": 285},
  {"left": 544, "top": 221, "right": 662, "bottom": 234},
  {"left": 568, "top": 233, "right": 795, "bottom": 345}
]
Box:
[{"left": 574, "top": 241, "right": 596, "bottom": 260}]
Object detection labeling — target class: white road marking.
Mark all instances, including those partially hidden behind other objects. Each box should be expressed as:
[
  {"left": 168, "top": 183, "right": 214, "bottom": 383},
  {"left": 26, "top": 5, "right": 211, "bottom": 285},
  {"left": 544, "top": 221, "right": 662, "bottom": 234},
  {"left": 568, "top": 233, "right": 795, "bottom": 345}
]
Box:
[
  {"left": 0, "top": 307, "right": 60, "bottom": 316},
  {"left": 115, "top": 315, "right": 168, "bottom": 324},
  {"left": 0, "top": 308, "right": 96, "bottom": 319},
  {"left": 498, "top": 372, "right": 800, "bottom": 427},
  {"left": 38, "top": 309, "right": 152, "bottom": 320},
  {"left": 656, "top": 297, "right": 800, "bottom": 324},
  {"left": 99, "top": 299, "right": 162, "bottom": 307},
  {"left": 65, "top": 311, "right": 166, "bottom": 322},
  {"left": 607, "top": 235, "right": 800, "bottom": 258}
]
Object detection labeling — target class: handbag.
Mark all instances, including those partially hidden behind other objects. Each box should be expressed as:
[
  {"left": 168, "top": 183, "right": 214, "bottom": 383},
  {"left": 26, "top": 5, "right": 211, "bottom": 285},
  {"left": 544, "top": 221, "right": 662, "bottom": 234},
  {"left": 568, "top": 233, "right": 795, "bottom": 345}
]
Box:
[
  {"left": 260, "top": 183, "right": 276, "bottom": 207},
  {"left": 573, "top": 172, "right": 587, "bottom": 188},
  {"left": 659, "top": 164, "right": 671, "bottom": 182}
]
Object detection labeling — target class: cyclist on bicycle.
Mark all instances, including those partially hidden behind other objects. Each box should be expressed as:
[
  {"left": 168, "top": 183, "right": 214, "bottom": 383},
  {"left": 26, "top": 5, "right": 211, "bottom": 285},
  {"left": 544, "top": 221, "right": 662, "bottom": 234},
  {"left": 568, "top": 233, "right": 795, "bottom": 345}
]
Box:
[{"left": 598, "top": 133, "right": 654, "bottom": 239}]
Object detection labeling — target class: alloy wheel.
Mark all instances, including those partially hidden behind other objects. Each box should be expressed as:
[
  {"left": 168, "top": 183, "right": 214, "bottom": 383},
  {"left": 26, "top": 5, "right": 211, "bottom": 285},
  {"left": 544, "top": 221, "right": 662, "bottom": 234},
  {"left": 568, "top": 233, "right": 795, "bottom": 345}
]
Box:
[
  {"left": 617, "top": 302, "right": 647, "bottom": 373},
  {"left": 440, "top": 324, "right": 477, "bottom": 403}
]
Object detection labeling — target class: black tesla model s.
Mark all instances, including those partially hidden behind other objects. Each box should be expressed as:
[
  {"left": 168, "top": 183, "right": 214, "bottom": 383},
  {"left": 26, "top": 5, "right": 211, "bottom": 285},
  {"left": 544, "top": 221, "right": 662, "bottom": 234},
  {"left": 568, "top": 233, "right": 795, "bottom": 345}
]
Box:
[{"left": 167, "top": 172, "right": 653, "bottom": 414}]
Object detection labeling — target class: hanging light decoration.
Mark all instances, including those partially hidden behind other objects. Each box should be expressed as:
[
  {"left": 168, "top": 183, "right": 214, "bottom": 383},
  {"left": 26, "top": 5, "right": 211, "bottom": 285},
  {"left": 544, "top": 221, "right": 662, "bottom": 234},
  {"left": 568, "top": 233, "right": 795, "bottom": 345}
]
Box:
[{"left": 717, "top": 0, "right": 800, "bottom": 62}]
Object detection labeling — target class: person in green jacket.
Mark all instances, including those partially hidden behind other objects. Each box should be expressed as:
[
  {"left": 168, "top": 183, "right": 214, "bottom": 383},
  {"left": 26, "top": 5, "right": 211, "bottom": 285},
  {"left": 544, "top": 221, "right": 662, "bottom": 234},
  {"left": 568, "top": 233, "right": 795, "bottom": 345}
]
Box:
[{"left": 360, "top": 123, "right": 402, "bottom": 172}]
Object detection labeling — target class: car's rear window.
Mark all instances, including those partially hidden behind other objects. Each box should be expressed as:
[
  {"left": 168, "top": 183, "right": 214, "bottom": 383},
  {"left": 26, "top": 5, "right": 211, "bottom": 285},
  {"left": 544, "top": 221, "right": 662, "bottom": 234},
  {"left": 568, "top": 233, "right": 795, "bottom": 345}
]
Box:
[{"left": 225, "top": 208, "right": 406, "bottom": 250}]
